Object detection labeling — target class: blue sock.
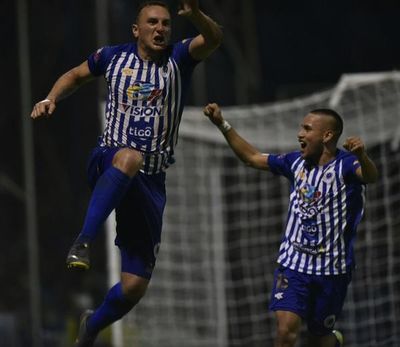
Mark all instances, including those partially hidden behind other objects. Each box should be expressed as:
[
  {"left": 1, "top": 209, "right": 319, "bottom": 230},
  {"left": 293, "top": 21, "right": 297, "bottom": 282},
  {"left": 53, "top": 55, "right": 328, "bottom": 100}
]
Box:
[
  {"left": 77, "top": 166, "right": 131, "bottom": 243},
  {"left": 86, "top": 283, "right": 135, "bottom": 335}
]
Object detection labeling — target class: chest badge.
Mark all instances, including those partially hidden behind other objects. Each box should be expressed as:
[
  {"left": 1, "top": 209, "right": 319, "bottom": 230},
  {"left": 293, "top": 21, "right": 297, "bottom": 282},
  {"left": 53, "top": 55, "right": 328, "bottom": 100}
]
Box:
[{"left": 322, "top": 169, "right": 336, "bottom": 184}]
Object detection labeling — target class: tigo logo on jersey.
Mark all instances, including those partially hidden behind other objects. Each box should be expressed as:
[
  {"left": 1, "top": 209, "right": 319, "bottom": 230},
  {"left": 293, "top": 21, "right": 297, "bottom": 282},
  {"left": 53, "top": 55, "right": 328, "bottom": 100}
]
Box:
[
  {"left": 126, "top": 81, "right": 162, "bottom": 102},
  {"left": 129, "top": 126, "right": 154, "bottom": 139}
]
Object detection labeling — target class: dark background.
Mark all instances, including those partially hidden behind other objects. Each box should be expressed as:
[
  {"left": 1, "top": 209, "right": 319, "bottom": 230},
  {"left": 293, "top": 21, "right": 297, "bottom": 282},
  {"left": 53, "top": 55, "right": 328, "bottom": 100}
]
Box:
[{"left": 1, "top": 0, "right": 400, "bottom": 346}]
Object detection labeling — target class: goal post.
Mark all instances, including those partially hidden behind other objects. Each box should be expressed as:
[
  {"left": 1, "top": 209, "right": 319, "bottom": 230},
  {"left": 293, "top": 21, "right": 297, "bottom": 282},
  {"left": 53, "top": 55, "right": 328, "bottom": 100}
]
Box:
[{"left": 105, "top": 71, "right": 400, "bottom": 347}]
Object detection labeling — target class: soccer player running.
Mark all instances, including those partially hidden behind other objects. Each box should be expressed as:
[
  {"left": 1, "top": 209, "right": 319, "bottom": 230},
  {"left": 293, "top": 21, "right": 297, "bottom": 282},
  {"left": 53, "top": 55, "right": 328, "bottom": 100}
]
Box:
[
  {"left": 31, "top": 1, "right": 222, "bottom": 345},
  {"left": 203, "top": 103, "right": 378, "bottom": 347}
]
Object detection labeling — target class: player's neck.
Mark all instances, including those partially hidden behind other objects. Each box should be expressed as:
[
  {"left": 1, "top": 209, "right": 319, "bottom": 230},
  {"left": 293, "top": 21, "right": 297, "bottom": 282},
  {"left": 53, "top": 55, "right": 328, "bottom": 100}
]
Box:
[
  {"left": 317, "top": 147, "right": 338, "bottom": 167},
  {"left": 306, "top": 147, "right": 338, "bottom": 168},
  {"left": 137, "top": 44, "right": 163, "bottom": 62}
]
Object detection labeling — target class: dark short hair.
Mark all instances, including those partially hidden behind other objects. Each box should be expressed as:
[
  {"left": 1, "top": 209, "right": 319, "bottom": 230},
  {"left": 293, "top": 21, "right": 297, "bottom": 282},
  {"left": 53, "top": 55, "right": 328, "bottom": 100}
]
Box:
[
  {"left": 136, "top": 1, "right": 170, "bottom": 22},
  {"left": 310, "top": 108, "right": 343, "bottom": 137}
]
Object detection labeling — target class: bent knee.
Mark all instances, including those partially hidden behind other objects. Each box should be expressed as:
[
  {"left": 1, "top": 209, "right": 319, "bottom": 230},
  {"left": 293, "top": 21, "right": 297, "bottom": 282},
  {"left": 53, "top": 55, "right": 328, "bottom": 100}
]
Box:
[
  {"left": 121, "top": 274, "right": 149, "bottom": 303},
  {"left": 274, "top": 311, "right": 302, "bottom": 346},
  {"left": 276, "top": 325, "right": 299, "bottom": 344},
  {"left": 112, "top": 148, "right": 143, "bottom": 177}
]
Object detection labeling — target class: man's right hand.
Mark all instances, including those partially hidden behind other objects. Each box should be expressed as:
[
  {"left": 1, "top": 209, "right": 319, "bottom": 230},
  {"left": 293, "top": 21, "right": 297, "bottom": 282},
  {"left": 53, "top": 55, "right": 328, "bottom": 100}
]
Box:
[{"left": 31, "top": 98, "right": 56, "bottom": 119}]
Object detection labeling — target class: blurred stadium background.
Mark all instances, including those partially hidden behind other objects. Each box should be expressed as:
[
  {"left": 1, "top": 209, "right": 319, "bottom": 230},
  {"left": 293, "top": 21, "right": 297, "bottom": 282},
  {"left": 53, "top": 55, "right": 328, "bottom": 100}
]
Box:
[{"left": 2, "top": 1, "right": 400, "bottom": 346}]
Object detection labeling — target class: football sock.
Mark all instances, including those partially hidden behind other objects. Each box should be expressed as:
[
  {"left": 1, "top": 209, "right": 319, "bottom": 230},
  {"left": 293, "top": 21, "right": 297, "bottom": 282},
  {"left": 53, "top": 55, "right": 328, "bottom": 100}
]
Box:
[
  {"left": 86, "top": 282, "right": 135, "bottom": 335},
  {"left": 77, "top": 166, "right": 131, "bottom": 243}
]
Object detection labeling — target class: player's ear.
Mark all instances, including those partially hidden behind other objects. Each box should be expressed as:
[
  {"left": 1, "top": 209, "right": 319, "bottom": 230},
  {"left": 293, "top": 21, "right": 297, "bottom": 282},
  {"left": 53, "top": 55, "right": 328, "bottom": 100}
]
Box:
[
  {"left": 132, "top": 24, "right": 139, "bottom": 39},
  {"left": 323, "top": 130, "right": 334, "bottom": 144}
]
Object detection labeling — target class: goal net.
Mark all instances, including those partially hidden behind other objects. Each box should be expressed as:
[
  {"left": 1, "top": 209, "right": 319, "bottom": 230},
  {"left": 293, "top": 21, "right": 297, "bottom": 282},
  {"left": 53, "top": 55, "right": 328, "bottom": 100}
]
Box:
[{"left": 110, "top": 71, "right": 400, "bottom": 347}]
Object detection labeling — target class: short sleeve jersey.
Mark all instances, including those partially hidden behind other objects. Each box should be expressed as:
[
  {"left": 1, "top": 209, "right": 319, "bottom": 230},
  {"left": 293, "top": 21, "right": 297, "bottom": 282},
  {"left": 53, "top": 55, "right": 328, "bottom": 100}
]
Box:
[
  {"left": 268, "top": 150, "right": 366, "bottom": 275},
  {"left": 87, "top": 39, "right": 198, "bottom": 174}
]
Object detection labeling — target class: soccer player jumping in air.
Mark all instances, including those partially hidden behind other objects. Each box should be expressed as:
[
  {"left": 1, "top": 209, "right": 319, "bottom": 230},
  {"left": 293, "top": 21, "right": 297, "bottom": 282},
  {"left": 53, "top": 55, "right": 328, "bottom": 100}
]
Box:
[
  {"left": 31, "top": 1, "right": 222, "bottom": 345},
  {"left": 204, "top": 103, "right": 378, "bottom": 347}
]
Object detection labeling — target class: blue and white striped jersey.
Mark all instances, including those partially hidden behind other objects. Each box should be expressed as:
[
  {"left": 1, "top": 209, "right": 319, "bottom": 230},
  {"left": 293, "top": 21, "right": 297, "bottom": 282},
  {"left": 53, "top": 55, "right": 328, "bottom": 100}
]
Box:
[
  {"left": 268, "top": 150, "right": 366, "bottom": 275},
  {"left": 87, "top": 39, "right": 198, "bottom": 174}
]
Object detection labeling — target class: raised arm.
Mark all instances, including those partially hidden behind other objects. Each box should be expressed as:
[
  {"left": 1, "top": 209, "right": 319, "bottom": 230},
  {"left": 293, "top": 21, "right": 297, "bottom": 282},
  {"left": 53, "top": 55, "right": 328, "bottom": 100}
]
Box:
[
  {"left": 31, "top": 61, "right": 95, "bottom": 119},
  {"left": 204, "top": 103, "right": 270, "bottom": 170},
  {"left": 178, "top": 0, "right": 223, "bottom": 61},
  {"left": 343, "top": 136, "right": 378, "bottom": 183}
]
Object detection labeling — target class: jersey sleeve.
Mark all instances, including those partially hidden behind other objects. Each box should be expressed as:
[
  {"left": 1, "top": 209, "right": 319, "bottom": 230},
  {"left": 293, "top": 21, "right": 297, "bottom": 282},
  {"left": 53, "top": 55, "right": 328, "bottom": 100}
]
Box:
[
  {"left": 172, "top": 38, "right": 200, "bottom": 69},
  {"left": 342, "top": 153, "right": 364, "bottom": 184},
  {"left": 268, "top": 152, "right": 300, "bottom": 179},
  {"left": 87, "top": 46, "right": 115, "bottom": 76}
]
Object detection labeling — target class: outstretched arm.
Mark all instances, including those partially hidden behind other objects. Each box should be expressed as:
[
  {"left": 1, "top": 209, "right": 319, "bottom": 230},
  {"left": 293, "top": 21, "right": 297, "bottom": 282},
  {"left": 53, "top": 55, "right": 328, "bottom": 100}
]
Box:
[
  {"left": 178, "top": 0, "right": 223, "bottom": 61},
  {"left": 204, "top": 103, "right": 270, "bottom": 170},
  {"left": 343, "top": 136, "right": 378, "bottom": 183},
  {"left": 31, "top": 61, "right": 95, "bottom": 119}
]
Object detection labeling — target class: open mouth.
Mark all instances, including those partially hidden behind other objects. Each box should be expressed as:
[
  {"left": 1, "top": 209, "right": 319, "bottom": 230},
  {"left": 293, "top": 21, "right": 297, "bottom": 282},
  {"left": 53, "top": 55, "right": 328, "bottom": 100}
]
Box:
[
  {"left": 153, "top": 35, "right": 165, "bottom": 45},
  {"left": 299, "top": 140, "right": 306, "bottom": 149}
]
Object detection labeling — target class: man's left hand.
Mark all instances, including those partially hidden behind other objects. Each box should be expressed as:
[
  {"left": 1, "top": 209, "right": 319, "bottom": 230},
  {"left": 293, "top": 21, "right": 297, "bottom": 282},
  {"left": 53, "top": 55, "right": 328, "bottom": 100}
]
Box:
[
  {"left": 178, "top": 0, "right": 199, "bottom": 17},
  {"left": 343, "top": 136, "right": 365, "bottom": 158}
]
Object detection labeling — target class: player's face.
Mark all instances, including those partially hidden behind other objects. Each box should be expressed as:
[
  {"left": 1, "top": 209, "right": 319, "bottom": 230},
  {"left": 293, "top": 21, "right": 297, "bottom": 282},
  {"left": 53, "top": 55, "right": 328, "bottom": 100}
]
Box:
[
  {"left": 133, "top": 5, "right": 171, "bottom": 58},
  {"left": 297, "top": 114, "right": 329, "bottom": 161}
]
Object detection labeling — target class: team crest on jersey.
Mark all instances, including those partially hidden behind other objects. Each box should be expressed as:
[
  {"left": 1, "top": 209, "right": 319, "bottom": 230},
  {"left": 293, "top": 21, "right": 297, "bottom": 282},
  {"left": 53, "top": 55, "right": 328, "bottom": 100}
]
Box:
[
  {"left": 299, "top": 183, "right": 321, "bottom": 203},
  {"left": 162, "top": 64, "right": 169, "bottom": 77},
  {"left": 126, "top": 81, "right": 162, "bottom": 102},
  {"left": 322, "top": 169, "right": 336, "bottom": 184}
]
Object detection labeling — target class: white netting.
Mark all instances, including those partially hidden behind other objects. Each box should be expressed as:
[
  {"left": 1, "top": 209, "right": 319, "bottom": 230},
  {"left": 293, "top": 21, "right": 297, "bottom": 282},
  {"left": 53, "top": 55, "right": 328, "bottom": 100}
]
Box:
[{"left": 116, "top": 71, "right": 400, "bottom": 347}]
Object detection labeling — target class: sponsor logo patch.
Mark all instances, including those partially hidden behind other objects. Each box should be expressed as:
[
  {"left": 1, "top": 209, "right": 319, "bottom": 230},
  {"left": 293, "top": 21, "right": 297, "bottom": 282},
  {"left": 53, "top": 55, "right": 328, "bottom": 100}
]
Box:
[
  {"left": 122, "top": 67, "right": 135, "bottom": 76},
  {"left": 293, "top": 241, "right": 325, "bottom": 255},
  {"left": 299, "top": 183, "right": 321, "bottom": 203},
  {"left": 126, "top": 81, "right": 162, "bottom": 102}
]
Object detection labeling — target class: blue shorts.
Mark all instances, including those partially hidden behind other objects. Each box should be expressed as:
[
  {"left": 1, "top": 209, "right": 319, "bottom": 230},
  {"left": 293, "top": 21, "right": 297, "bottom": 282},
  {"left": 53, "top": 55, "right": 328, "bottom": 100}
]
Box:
[
  {"left": 87, "top": 146, "right": 166, "bottom": 279},
  {"left": 269, "top": 266, "right": 352, "bottom": 335}
]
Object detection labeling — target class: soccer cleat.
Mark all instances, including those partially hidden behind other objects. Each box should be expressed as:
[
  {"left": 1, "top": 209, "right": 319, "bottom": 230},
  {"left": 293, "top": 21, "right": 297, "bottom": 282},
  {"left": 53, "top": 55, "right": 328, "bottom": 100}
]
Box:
[
  {"left": 74, "top": 309, "right": 97, "bottom": 347},
  {"left": 332, "top": 330, "right": 343, "bottom": 347},
  {"left": 66, "top": 242, "right": 90, "bottom": 270}
]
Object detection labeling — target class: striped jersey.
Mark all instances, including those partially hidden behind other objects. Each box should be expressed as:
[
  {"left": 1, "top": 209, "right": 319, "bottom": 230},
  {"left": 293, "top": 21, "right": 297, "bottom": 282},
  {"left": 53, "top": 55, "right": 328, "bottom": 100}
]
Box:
[
  {"left": 87, "top": 39, "right": 199, "bottom": 174},
  {"left": 268, "top": 150, "right": 366, "bottom": 275}
]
